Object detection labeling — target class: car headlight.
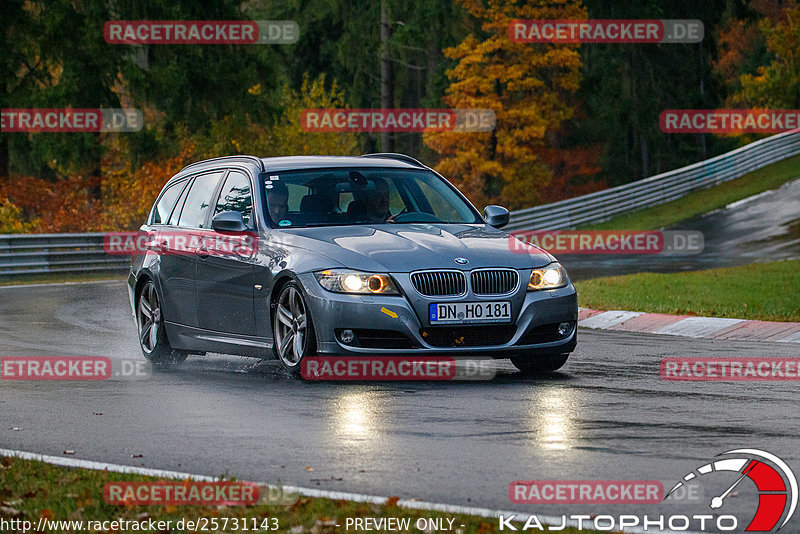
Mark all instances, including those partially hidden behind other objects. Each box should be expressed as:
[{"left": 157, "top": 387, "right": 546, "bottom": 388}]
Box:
[
  {"left": 527, "top": 263, "right": 568, "bottom": 290},
  {"left": 315, "top": 269, "right": 401, "bottom": 295}
]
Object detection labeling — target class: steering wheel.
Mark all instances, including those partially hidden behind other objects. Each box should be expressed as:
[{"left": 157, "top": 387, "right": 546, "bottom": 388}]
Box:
[
  {"left": 388, "top": 211, "right": 443, "bottom": 223},
  {"left": 387, "top": 206, "right": 408, "bottom": 222}
]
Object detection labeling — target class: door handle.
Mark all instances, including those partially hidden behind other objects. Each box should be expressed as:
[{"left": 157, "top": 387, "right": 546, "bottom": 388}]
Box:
[{"left": 146, "top": 239, "right": 168, "bottom": 253}]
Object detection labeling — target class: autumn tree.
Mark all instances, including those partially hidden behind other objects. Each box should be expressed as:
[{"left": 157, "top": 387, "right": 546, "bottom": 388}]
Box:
[
  {"left": 192, "top": 74, "right": 360, "bottom": 159},
  {"left": 2, "top": 0, "right": 127, "bottom": 181},
  {"left": 423, "top": 0, "right": 586, "bottom": 210},
  {"left": 731, "top": 3, "right": 800, "bottom": 108},
  {"left": 98, "top": 74, "right": 360, "bottom": 232}
]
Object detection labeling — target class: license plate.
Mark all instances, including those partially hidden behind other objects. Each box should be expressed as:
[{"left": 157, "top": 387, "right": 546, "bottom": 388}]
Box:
[{"left": 429, "top": 301, "right": 511, "bottom": 324}]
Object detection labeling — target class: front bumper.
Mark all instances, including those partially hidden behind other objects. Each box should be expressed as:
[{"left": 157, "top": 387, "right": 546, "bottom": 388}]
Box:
[{"left": 297, "top": 272, "right": 577, "bottom": 357}]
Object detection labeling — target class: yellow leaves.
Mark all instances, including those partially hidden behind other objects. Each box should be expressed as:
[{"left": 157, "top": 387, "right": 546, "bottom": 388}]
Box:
[
  {"left": 248, "top": 84, "right": 262, "bottom": 96},
  {"left": 96, "top": 141, "right": 198, "bottom": 231},
  {"left": 267, "top": 73, "right": 359, "bottom": 157},
  {"left": 726, "top": 3, "right": 800, "bottom": 109},
  {"left": 0, "top": 196, "right": 39, "bottom": 233},
  {"left": 425, "top": 0, "right": 589, "bottom": 210}
]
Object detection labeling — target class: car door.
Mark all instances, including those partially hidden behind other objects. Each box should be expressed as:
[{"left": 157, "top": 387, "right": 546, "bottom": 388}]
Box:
[
  {"left": 158, "top": 170, "right": 225, "bottom": 331},
  {"left": 196, "top": 169, "right": 258, "bottom": 336}
]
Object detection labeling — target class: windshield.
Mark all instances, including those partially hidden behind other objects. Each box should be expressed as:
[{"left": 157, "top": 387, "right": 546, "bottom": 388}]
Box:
[{"left": 263, "top": 168, "right": 482, "bottom": 228}]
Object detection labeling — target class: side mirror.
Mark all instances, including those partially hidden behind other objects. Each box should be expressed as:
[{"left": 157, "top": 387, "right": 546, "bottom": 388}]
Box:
[
  {"left": 212, "top": 211, "right": 248, "bottom": 233},
  {"left": 483, "top": 205, "right": 509, "bottom": 228}
]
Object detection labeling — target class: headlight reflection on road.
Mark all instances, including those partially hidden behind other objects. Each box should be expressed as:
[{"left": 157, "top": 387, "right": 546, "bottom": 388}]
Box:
[
  {"left": 529, "top": 387, "right": 578, "bottom": 450},
  {"left": 331, "top": 391, "right": 382, "bottom": 444}
]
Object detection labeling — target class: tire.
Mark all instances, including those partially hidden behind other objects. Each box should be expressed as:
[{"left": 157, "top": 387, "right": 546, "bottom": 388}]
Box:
[
  {"left": 136, "top": 280, "right": 188, "bottom": 364},
  {"left": 272, "top": 281, "right": 317, "bottom": 375},
  {"left": 511, "top": 353, "right": 570, "bottom": 375}
]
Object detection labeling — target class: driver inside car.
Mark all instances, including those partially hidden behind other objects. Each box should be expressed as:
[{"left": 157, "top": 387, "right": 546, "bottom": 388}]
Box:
[{"left": 347, "top": 178, "right": 391, "bottom": 223}]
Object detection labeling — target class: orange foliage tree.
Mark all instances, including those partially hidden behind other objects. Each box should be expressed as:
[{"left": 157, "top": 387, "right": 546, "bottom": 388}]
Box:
[
  {"left": 732, "top": 4, "right": 800, "bottom": 108},
  {"left": 97, "top": 142, "right": 197, "bottom": 231},
  {"left": 0, "top": 143, "right": 196, "bottom": 233},
  {"left": 424, "top": 0, "right": 587, "bottom": 210},
  {"left": 0, "top": 175, "right": 100, "bottom": 233}
]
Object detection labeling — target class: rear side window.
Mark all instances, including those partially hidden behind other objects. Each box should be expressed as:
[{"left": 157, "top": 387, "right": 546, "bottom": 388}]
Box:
[
  {"left": 151, "top": 179, "right": 187, "bottom": 224},
  {"left": 214, "top": 171, "right": 253, "bottom": 226},
  {"left": 177, "top": 171, "right": 224, "bottom": 228},
  {"left": 168, "top": 178, "right": 192, "bottom": 226}
]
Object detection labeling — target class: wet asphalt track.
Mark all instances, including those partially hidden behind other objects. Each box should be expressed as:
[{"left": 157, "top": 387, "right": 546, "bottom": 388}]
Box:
[
  {"left": 563, "top": 177, "right": 800, "bottom": 280},
  {"left": 1, "top": 280, "right": 799, "bottom": 532}
]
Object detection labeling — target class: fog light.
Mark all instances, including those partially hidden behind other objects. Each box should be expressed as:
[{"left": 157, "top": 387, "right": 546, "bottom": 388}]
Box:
[
  {"left": 340, "top": 329, "right": 355, "bottom": 344},
  {"left": 558, "top": 322, "right": 572, "bottom": 337}
]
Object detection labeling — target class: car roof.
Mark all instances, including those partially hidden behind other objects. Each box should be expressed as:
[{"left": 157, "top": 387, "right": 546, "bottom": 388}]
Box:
[
  {"left": 261, "top": 155, "right": 424, "bottom": 172},
  {"left": 175, "top": 154, "right": 427, "bottom": 179}
]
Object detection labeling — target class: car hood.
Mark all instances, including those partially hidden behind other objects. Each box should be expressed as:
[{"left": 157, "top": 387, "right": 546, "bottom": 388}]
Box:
[{"left": 273, "top": 223, "right": 554, "bottom": 272}]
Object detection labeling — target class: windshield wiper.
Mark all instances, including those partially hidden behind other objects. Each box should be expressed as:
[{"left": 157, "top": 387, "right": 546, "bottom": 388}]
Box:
[{"left": 301, "top": 221, "right": 381, "bottom": 227}]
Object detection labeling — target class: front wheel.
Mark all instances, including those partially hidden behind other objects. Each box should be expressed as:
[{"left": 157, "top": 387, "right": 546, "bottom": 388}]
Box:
[
  {"left": 136, "top": 280, "right": 188, "bottom": 364},
  {"left": 272, "top": 282, "right": 317, "bottom": 374},
  {"left": 510, "top": 353, "right": 570, "bottom": 375}
]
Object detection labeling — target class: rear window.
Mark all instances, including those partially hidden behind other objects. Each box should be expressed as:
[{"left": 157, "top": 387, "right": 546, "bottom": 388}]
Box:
[
  {"left": 176, "top": 171, "right": 224, "bottom": 228},
  {"left": 151, "top": 179, "right": 187, "bottom": 224}
]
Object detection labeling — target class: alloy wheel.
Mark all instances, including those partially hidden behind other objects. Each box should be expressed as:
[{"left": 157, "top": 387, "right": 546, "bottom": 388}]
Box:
[
  {"left": 137, "top": 282, "right": 161, "bottom": 354},
  {"left": 274, "top": 285, "right": 309, "bottom": 367}
]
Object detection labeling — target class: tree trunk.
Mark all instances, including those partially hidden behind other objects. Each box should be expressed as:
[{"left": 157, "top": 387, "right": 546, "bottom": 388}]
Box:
[
  {"left": 0, "top": 137, "right": 8, "bottom": 182},
  {"left": 380, "top": 0, "right": 394, "bottom": 152},
  {"left": 640, "top": 134, "right": 648, "bottom": 178}
]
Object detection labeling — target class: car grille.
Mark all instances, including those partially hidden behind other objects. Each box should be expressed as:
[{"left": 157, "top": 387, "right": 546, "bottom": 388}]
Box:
[
  {"left": 471, "top": 269, "right": 519, "bottom": 295},
  {"left": 350, "top": 329, "right": 416, "bottom": 349},
  {"left": 411, "top": 270, "right": 466, "bottom": 296},
  {"left": 420, "top": 326, "right": 516, "bottom": 347}
]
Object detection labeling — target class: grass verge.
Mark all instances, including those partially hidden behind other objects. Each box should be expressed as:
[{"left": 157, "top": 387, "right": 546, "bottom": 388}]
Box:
[
  {"left": 0, "top": 456, "right": 598, "bottom": 534},
  {"left": 575, "top": 260, "right": 800, "bottom": 322},
  {"left": 583, "top": 154, "right": 800, "bottom": 230}
]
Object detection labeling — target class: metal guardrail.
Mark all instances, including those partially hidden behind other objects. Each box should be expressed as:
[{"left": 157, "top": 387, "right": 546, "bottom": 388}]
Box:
[
  {"left": 0, "top": 233, "right": 128, "bottom": 277},
  {"left": 2, "top": 130, "right": 799, "bottom": 277},
  {"left": 506, "top": 130, "right": 800, "bottom": 231}
]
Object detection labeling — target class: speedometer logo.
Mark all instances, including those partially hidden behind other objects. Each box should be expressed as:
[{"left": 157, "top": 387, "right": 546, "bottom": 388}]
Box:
[{"left": 666, "top": 449, "right": 797, "bottom": 531}]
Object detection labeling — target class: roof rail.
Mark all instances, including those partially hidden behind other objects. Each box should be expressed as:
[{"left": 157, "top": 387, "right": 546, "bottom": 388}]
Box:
[
  {"left": 359, "top": 153, "right": 426, "bottom": 168},
  {"left": 180, "top": 155, "right": 265, "bottom": 173}
]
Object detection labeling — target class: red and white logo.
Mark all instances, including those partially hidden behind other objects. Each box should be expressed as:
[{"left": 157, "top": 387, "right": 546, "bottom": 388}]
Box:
[{"left": 666, "top": 449, "right": 797, "bottom": 532}]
